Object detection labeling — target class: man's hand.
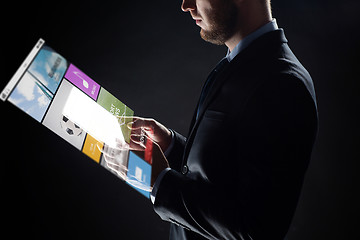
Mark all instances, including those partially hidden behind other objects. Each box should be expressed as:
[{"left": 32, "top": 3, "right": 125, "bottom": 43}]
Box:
[
  {"left": 127, "top": 117, "right": 172, "bottom": 187},
  {"left": 128, "top": 117, "right": 172, "bottom": 153}
]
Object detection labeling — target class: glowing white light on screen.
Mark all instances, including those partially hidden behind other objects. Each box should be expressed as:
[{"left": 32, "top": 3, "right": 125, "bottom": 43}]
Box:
[
  {"left": 62, "top": 87, "right": 125, "bottom": 148},
  {"left": 135, "top": 166, "right": 143, "bottom": 182}
]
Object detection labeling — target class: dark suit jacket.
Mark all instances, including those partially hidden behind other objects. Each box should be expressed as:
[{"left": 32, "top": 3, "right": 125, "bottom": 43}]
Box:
[{"left": 153, "top": 29, "right": 318, "bottom": 240}]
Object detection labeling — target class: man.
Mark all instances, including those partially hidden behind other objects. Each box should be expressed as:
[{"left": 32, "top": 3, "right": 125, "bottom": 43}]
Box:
[{"left": 129, "top": 0, "right": 318, "bottom": 239}]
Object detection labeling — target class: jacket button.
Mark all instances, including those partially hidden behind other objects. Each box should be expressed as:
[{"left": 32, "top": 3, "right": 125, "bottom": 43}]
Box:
[{"left": 181, "top": 165, "right": 188, "bottom": 175}]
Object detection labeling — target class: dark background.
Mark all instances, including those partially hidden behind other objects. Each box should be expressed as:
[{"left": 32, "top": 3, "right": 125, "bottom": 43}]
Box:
[{"left": 1, "top": 0, "right": 359, "bottom": 239}]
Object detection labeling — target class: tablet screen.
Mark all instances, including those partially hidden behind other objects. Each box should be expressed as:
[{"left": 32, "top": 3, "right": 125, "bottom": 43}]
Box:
[{"left": 1, "top": 39, "right": 151, "bottom": 198}]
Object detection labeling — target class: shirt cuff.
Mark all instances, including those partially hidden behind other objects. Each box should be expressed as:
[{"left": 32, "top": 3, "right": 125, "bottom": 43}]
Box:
[
  {"left": 163, "top": 129, "right": 175, "bottom": 157},
  {"left": 150, "top": 168, "right": 171, "bottom": 204}
]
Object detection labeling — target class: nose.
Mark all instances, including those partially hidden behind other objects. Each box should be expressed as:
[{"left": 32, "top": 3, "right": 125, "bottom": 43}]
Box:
[{"left": 181, "top": 0, "right": 196, "bottom": 12}]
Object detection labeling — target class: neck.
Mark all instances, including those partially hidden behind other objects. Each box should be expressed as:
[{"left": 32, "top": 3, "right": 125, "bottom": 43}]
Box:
[{"left": 225, "top": 4, "right": 272, "bottom": 52}]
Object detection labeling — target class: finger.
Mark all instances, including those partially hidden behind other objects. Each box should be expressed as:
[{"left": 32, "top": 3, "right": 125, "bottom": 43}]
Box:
[
  {"left": 130, "top": 128, "right": 157, "bottom": 146},
  {"left": 130, "top": 134, "right": 145, "bottom": 146},
  {"left": 127, "top": 117, "right": 154, "bottom": 131},
  {"left": 129, "top": 134, "right": 147, "bottom": 151}
]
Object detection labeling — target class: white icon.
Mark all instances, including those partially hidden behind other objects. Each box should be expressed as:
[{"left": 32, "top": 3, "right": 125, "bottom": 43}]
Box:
[
  {"left": 74, "top": 71, "right": 89, "bottom": 89},
  {"left": 135, "top": 166, "right": 143, "bottom": 182},
  {"left": 83, "top": 79, "right": 89, "bottom": 89}
]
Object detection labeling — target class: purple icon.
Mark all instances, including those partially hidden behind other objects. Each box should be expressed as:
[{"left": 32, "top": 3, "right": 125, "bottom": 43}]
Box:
[{"left": 64, "top": 64, "right": 100, "bottom": 100}]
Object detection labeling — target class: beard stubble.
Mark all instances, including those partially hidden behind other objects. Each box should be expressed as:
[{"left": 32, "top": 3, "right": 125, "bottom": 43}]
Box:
[{"left": 200, "top": 1, "right": 238, "bottom": 45}]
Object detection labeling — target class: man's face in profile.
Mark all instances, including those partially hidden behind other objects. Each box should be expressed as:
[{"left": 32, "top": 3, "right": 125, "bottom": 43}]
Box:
[{"left": 182, "top": 0, "right": 238, "bottom": 45}]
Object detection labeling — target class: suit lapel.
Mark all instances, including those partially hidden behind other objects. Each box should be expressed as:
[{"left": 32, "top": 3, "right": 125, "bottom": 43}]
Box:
[
  {"left": 182, "top": 56, "right": 245, "bottom": 163},
  {"left": 182, "top": 29, "right": 288, "bottom": 163}
]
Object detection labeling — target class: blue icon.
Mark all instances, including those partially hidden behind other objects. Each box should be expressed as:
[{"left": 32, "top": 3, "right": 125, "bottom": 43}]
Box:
[{"left": 126, "top": 151, "right": 151, "bottom": 198}]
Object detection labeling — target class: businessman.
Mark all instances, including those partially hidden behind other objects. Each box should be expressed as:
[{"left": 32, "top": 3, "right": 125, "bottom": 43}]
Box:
[{"left": 128, "top": 0, "right": 318, "bottom": 239}]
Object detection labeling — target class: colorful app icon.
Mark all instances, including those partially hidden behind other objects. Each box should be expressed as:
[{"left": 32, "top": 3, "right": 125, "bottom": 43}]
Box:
[
  {"left": 96, "top": 88, "right": 134, "bottom": 143},
  {"left": 64, "top": 64, "right": 100, "bottom": 100},
  {"left": 126, "top": 151, "right": 151, "bottom": 198},
  {"left": 82, "top": 134, "right": 103, "bottom": 163}
]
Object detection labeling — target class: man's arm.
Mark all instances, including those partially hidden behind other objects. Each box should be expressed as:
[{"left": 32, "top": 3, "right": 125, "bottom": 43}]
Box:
[
  {"left": 152, "top": 75, "right": 318, "bottom": 239},
  {"left": 151, "top": 129, "right": 186, "bottom": 203}
]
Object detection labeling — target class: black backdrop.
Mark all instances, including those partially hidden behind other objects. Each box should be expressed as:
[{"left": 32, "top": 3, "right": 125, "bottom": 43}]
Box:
[{"left": 1, "top": 0, "right": 359, "bottom": 239}]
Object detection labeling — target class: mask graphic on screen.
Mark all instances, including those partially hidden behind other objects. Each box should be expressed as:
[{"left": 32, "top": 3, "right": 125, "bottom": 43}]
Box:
[{"left": 60, "top": 115, "right": 83, "bottom": 136}]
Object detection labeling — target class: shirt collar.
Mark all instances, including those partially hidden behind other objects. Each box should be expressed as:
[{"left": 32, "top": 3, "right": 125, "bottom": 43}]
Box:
[{"left": 226, "top": 18, "right": 279, "bottom": 62}]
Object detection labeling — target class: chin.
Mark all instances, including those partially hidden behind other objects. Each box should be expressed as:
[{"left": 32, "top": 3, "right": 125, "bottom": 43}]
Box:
[{"left": 200, "top": 29, "right": 226, "bottom": 46}]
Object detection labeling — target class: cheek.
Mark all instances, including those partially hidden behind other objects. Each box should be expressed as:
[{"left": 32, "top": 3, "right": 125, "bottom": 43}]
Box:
[
  {"left": 196, "top": 0, "right": 214, "bottom": 27},
  {"left": 199, "top": 10, "right": 214, "bottom": 30}
]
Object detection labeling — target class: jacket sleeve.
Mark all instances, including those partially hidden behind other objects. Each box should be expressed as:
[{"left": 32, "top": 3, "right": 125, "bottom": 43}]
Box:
[
  {"left": 153, "top": 75, "right": 318, "bottom": 239},
  {"left": 166, "top": 130, "right": 187, "bottom": 172}
]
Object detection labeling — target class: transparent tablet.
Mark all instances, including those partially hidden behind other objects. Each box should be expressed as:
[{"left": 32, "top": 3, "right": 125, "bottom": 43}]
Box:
[{"left": 1, "top": 39, "right": 152, "bottom": 198}]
